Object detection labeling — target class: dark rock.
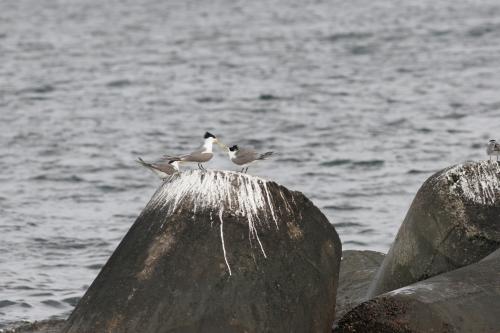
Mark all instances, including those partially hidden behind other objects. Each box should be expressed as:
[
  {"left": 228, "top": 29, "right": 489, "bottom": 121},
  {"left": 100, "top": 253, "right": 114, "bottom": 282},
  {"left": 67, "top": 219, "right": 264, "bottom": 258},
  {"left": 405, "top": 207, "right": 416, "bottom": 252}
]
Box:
[
  {"left": 334, "top": 250, "right": 385, "bottom": 325},
  {"left": 5, "top": 319, "right": 66, "bottom": 333},
  {"left": 335, "top": 248, "right": 500, "bottom": 333},
  {"left": 63, "top": 170, "right": 341, "bottom": 333},
  {"left": 368, "top": 161, "right": 500, "bottom": 297}
]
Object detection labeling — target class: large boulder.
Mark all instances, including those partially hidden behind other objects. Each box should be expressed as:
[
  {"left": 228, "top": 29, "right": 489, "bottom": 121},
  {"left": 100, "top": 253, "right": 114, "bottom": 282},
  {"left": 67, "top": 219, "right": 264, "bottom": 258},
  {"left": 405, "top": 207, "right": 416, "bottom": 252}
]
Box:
[
  {"left": 334, "top": 250, "right": 385, "bottom": 325},
  {"left": 62, "top": 170, "right": 341, "bottom": 333},
  {"left": 335, "top": 248, "right": 500, "bottom": 333},
  {"left": 368, "top": 161, "right": 500, "bottom": 297}
]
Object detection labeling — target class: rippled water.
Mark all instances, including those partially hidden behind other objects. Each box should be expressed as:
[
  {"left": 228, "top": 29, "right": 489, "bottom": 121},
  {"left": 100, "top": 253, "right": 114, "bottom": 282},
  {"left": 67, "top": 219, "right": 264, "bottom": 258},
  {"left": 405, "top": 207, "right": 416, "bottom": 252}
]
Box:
[{"left": 2, "top": 0, "right": 500, "bottom": 327}]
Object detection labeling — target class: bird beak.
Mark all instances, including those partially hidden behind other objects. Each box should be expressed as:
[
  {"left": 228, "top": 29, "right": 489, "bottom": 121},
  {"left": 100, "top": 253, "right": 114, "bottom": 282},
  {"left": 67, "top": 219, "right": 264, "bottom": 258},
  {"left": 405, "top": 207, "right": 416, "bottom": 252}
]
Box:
[{"left": 217, "top": 141, "right": 228, "bottom": 150}]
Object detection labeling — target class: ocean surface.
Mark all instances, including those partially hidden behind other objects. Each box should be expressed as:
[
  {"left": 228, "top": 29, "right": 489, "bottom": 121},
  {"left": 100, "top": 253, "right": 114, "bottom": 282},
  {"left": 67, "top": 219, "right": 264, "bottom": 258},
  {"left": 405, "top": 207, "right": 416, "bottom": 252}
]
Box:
[{"left": 1, "top": 0, "right": 500, "bottom": 328}]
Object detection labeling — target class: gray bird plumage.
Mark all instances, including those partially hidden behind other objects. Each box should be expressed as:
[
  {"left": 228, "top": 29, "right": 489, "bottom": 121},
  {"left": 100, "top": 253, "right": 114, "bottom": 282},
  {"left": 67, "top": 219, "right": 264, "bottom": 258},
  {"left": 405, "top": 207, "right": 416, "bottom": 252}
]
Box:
[
  {"left": 137, "top": 157, "right": 179, "bottom": 179},
  {"left": 162, "top": 132, "right": 219, "bottom": 170},
  {"left": 227, "top": 145, "right": 274, "bottom": 173},
  {"left": 163, "top": 147, "right": 213, "bottom": 163}
]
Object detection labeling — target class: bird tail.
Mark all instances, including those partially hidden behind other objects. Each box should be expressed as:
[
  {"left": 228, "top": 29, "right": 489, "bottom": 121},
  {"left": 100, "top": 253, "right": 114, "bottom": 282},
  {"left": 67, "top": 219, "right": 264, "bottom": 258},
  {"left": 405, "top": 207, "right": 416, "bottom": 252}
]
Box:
[
  {"left": 257, "top": 151, "right": 274, "bottom": 160},
  {"left": 136, "top": 157, "right": 154, "bottom": 168}
]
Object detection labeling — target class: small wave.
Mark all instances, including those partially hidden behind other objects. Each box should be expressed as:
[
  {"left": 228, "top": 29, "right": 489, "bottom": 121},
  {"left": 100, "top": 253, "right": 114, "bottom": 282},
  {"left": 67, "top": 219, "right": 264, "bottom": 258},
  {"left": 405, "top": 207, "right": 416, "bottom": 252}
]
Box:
[
  {"left": 385, "top": 118, "right": 407, "bottom": 126},
  {"left": 467, "top": 23, "right": 499, "bottom": 38},
  {"left": 41, "top": 300, "right": 64, "bottom": 308},
  {"left": 333, "top": 222, "right": 363, "bottom": 228},
  {"left": 324, "top": 204, "right": 367, "bottom": 211},
  {"left": 86, "top": 264, "right": 103, "bottom": 270},
  {"left": 407, "top": 169, "right": 433, "bottom": 175},
  {"left": 196, "top": 96, "right": 224, "bottom": 103},
  {"left": 352, "top": 160, "right": 384, "bottom": 168},
  {"left": 0, "top": 300, "right": 16, "bottom": 308},
  {"left": 29, "top": 292, "right": 54, "bottom": 297},
  {"left": 429, "top": 29, "right": 452, "bottom": 37},
  {"left": 416, "top": 127, "right": 432, "bottom": 133},
  {"left": 106, "top": 79, "right": 132, "bottom": 88},
  {"left": 19, "top": 84, "right": 55, "bottom": 94},
  {"left": 343, "top": 240, "right": 368, "bottom": 246},
  {"left": 348, "top": 45, "right": 376, "bottom": 55},
  {"left": 62, "top": 297, "right": 80, "bottom": 306},
  {"left": 96, "top": 184, "right": 127, "bottom": 193},
  {"left": 320, "top": 159, "right": 351, "bottom": 167},
  {"left": 31, "top": 174, "right": 85, "bottom": 182},
  {"left": 258, "top": 94, "right": 280, "bottom": 100},
  {"left": 327, "top": 32, "right": 373, "bottom": 42},
  {"left": 436, "top": 112, "right": 467, "bottom": 120}
]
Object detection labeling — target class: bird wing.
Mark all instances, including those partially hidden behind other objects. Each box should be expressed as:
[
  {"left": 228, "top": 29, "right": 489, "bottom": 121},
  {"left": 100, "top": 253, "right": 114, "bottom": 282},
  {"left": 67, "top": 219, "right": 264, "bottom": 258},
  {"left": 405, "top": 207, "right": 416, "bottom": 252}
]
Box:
[
  {"left": 137, "top": 158, "right": 175, "bottom": 176},
  {"left": 232, "top": 148, "right": 258, "bottom": 165}
]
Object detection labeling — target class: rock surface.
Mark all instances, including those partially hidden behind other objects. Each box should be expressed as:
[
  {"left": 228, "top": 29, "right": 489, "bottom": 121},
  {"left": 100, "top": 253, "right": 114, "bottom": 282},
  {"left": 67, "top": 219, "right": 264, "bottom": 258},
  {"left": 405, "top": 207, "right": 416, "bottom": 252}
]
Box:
[
  {"left": 334, "top": 250, "right": 385, "bottom": 325},
  {"left": 335, "top": 248, "right": 500, "bottom": 333},
  {"left": 3, "top": 320, "right": 65, "bottom": 333},
  {"left": 368, "top": 161, "right": 500, "bottom": 297},
  {"left": 62, "top": 170, "right": 342, "bottom": 333}
]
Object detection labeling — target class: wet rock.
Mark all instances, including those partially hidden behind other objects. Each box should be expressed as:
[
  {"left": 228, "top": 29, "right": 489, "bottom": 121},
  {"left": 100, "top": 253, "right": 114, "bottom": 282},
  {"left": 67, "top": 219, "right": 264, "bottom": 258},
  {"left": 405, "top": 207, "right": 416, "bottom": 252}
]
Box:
[
  {"left": 335, "top": 248, "right": 500, "bottom": 333},
  {"left": 4, "top": 319, "right": 66, "bottom": 333},
  {"left": 368, "top": 161, "right": 500, "bottom": 297},
  {"left": 334, "top": 250, "right": 385, "bottom": 325},
  {"left": 62, "top": 170, "right": 341, "bottom": 333}
]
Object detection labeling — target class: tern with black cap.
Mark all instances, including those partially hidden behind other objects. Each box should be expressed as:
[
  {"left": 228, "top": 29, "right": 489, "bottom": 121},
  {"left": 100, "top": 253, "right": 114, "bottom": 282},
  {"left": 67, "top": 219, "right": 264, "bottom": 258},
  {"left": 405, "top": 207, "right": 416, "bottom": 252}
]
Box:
[
  {"left": 225, "top": 144, "right": 274, "bottom": 173},
  {"left": 163, "top": 132, "right": 220, "bottom": 171}
]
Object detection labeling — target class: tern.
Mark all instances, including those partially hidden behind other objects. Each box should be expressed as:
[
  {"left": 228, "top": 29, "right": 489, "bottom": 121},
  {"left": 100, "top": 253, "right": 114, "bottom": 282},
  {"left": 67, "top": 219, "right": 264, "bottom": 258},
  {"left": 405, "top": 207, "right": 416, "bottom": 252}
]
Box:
[
  {"left": 225, "top": 144, "right": 274, "bottom": 173},
  {"left": 137, "top": 157, "right": 180, "bottom": 179},
  {"left": 163, "top": 132, "right": 220, "bottom": 171},
  {"left": 487, "top": 139, "right": 500, "bottom": 161}
]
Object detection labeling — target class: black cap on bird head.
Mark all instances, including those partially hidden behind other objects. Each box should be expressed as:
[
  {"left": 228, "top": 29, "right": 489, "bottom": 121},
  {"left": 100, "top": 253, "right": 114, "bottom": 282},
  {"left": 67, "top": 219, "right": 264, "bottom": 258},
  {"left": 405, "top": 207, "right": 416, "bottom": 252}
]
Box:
[
  {"left": 229, "top": 145, "right": 239, "bottom": 152},
  {"left": 204, "top": 132, "right": 216, "bottom": 139},
  {"left": 490, "top": 139, "right": 496, "bottom": 142}
]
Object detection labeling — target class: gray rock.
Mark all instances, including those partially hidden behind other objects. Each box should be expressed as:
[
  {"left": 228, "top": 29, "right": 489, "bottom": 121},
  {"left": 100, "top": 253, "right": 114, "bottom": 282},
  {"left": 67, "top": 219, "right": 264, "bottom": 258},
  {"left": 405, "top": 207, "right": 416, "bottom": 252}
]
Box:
[
  {"left": 335, "top": 248, "right": 500, "bottom": 333},
  {"left": 368, "top": 161, "right": 500, "bottom": 297},
  {"left": 4, "top": 320, "right": 65, "bottom": 333},
  {"left": 62, "top": 170, "right": 342, "bottom": 333},
  {"left": 334, "top": 250, "right": 385, "bottom": 325}
]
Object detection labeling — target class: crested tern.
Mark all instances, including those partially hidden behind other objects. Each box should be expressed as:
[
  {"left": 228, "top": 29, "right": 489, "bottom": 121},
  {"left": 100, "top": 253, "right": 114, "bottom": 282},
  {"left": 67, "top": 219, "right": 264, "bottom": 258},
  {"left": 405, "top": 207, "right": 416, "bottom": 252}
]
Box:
[
  {"left": 163, "top": 132, "right": 220, "bottom": 171},
  {"left": 225, "top": 144, "right": 274, "bottom": 173},
  {"left": 137, "top": 157, "right": 180, "bottom": 179}
]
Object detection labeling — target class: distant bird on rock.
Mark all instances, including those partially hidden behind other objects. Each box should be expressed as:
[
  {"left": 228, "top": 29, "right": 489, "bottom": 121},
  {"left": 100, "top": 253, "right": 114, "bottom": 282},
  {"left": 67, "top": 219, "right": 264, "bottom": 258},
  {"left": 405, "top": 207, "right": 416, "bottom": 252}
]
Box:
[{"left": 487, "top": 139, "right": 500, "bottom": 161}]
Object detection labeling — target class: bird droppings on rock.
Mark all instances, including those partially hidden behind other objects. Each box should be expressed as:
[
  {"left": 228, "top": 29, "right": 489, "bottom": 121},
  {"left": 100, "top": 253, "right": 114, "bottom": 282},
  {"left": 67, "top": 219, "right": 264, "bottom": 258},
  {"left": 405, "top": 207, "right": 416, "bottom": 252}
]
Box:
[
  {"left": 147, "top": 170, "right": 298, "bottom": 272},
  {"left": 443, "top": 160, "right": 500, "bottom": 206}
]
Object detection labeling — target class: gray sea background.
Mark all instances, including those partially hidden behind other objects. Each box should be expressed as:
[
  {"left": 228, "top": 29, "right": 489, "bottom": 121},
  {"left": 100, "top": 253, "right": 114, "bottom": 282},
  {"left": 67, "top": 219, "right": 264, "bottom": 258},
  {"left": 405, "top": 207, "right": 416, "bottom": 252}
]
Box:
[{"left": 1, "top": 0, "right": 500, "bottom": 328}]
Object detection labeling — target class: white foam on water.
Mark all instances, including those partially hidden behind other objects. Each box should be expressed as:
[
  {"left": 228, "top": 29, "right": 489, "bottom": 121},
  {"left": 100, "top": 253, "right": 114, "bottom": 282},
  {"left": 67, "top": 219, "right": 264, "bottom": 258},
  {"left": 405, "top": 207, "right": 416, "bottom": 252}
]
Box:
[{"left": 444, "top": 161, "right": 500, "bottom": 206}]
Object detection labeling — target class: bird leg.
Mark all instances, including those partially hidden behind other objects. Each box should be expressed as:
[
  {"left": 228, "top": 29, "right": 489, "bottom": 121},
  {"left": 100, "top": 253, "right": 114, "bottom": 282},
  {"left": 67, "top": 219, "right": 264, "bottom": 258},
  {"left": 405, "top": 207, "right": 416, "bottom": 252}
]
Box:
[
  {"left": 198, "top": 163, "right": 206, "bottom": 171},
  {"left": 244, "top": 167, "right": 249, "bottom": 173},
  {"left": 240, "top": 167, "right": 245, "bottom": 173}
]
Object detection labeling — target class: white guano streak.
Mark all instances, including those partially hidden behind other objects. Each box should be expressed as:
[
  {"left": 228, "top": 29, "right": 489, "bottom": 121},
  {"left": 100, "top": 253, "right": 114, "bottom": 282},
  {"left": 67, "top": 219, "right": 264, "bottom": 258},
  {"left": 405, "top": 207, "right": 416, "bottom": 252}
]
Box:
[
  {"left": 219, "top": 207, "right": 232, "bottom": 276},
  {"left": 148, "top": 170, "right": 286, "bottom": 264},
  {"left": 444, "top": 161, "right": 500, "bottom": 206}
]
